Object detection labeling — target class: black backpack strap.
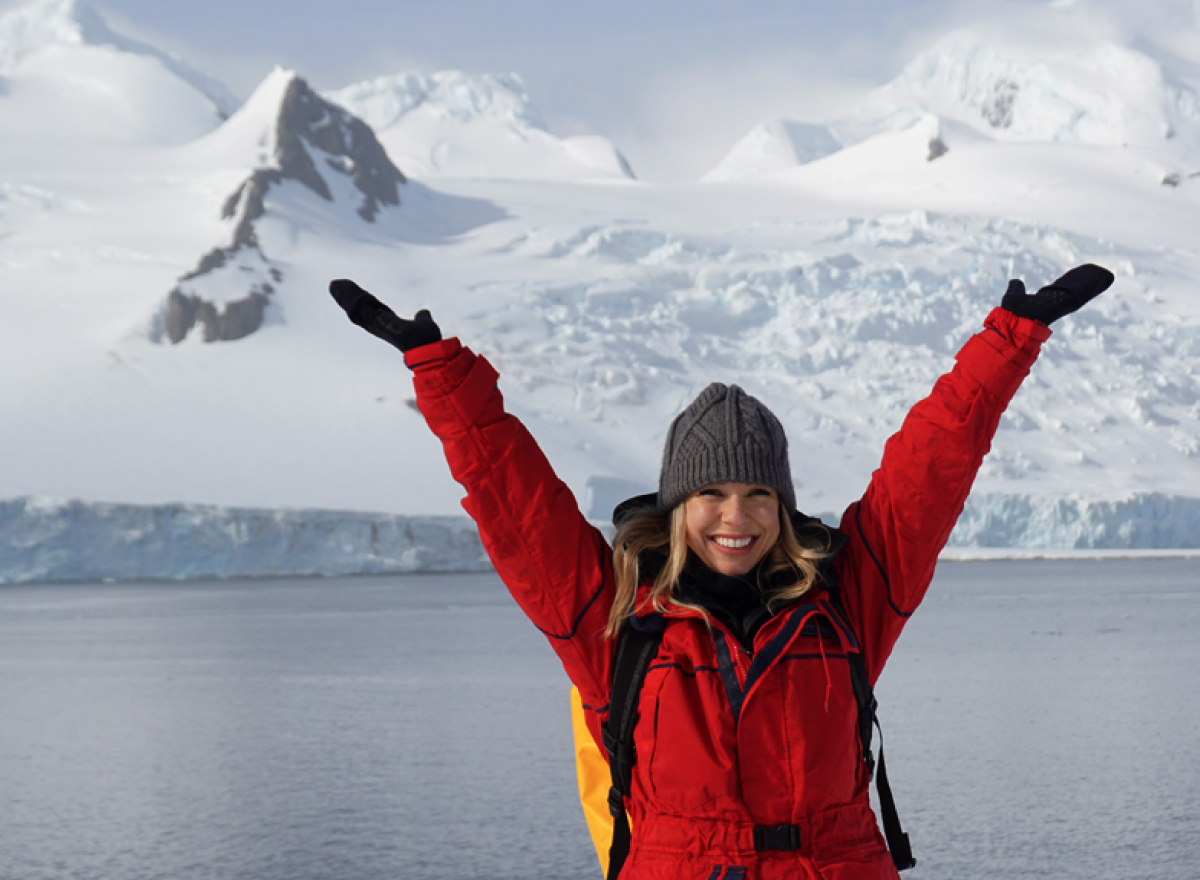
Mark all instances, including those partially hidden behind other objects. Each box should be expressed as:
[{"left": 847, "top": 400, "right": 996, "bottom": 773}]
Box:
[
  {"left": 606, "top": 793, "right": 633, "bottom": 880},
  {"left": 602, "top": 616, "right": 664, "bottom": 880},
  {"left": 845, "top": 650, "right": 878, "bottom": 779},
  {"left": 873, "top": 719, "right": 917, "bottom": 871},
  {"left": 846, "top": 651, "right": 916, "bottom": 871}
]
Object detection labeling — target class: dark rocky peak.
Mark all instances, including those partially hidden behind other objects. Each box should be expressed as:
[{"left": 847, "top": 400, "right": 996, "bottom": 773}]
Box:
[
  {"left": 264, "top": 70, "right": 405, "bottom": 221},
  {"left": 216, "top": 71, "right": 405, "bottom": 227},
  {"left": 154, "top": 70, "right": 406, "bottom": 345}
]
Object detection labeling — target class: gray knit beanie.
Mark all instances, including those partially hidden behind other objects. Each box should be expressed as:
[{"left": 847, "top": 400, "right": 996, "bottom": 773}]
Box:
[{"left": 658, "top": 382, "right": 796, "bottom": 513}]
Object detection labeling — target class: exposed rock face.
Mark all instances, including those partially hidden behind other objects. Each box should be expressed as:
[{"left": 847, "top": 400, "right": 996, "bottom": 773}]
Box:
[
  {"left": 158, "top": 70, "right": 405, "bottom": 344},
  {"left": 980, "top": 78, "right": 1019, "bottom": 130},
  {"left": 275, "top": 76, "right": 404, "bottom": 220},
  {"left": 163, "top": 287, "right": 272, "bottom": 343}
]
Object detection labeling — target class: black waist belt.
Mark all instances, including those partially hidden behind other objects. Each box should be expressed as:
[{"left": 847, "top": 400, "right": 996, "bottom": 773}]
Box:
[{"left": 753, "top": 824, "right": 803, "bottom": 852}]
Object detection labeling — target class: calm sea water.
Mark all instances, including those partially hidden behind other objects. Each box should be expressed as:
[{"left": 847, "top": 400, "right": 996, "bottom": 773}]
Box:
[{"left": 1, "top": 559, "right": 1197, "bottom": 880}]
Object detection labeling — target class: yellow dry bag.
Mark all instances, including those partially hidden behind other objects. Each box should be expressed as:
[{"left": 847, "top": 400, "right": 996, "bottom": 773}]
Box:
[{"left": 571, "top": 685, "right": 618, "bottom": 875}]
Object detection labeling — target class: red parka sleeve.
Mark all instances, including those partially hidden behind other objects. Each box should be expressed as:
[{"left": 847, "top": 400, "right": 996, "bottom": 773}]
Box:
[
  {"left": 837, "top": 308, "right": 1052, "bottom": 683},
  {"left": 405, "top": 338, "right": 614, "bottom": 712}
]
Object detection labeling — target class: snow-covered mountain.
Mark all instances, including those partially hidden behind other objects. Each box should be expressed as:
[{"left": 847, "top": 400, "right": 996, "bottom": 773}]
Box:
[
  {"left": 0, "top": 0, "right": 234, "bottom": 148},
  {"left": 326, "top": 71, "right": 636, "bottom": 181},
  {"left": 708, "top": 27, "right": 1200, "bottom": 181},
  {"left": 704, "top": 120, "right": 844, "bottom": 182},
  {"left": 2, "top": 0, "right": 1200, "bottom": 576},
  {"left": 867, "top": 31, "right": 1200, "bottom": 155}
]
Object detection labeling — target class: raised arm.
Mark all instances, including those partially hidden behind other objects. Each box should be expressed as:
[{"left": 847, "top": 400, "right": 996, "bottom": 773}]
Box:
[
  {"left": 838, "top": 265, "right": 1114, "bottom": 682},
  {"left": 329, "top": 281, "right": 615, "bottom": 709}
]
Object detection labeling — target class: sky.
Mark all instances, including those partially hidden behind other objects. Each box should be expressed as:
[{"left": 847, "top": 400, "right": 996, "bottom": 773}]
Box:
[{"left": 3, "top": 0, "right": 1200, "bottom": 178}]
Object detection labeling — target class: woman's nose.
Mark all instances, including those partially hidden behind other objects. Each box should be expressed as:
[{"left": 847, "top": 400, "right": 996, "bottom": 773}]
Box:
[{"left": 720, "top": 495, "right": 748, "bottom": 523}]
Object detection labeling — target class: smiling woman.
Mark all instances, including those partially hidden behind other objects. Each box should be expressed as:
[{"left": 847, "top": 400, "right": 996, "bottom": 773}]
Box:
[{"left": 328, "top": 265, "right": 1114, "bottom": 880}]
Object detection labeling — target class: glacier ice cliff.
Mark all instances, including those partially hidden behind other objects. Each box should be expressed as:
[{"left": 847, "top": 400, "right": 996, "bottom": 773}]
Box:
[
  {"left": 948, "top": 492, "right": 1200, "bottom": 549},
  {"left": 0, "top": 497, "right": 490, "bottom": 583},
  {"left": 2, "top": 493, "right": 1199, "bottom": 584}
]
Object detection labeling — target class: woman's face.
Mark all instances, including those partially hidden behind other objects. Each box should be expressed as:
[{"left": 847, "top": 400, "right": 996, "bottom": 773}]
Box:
[{"left": 683, "top": 482, "right": 781, "bottom": 576}]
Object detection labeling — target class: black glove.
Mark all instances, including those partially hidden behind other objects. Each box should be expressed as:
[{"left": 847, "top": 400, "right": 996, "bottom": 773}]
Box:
[
  {"left": 1001, "top": 263, "right": 1114, "bottom": 326},
  {"left": 329, "top": 279, "right": 442, "bottom": 352}
]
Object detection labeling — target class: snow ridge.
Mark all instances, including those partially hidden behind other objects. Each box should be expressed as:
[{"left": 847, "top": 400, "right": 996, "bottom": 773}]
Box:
[
  {"left": 0, "top": 0, "right": 117, "bottom": 70},
  {"left": 326, "top": 70, "right": 635, "bottom": 180},
  {"left": 704, "top": 120, "right": 843, "bottom": 181},
  {"left": 328, "top": 71, "right": 548, "bottom": 132},
  {"left": 0, "top": 0, "right": 237, "bottom": 116}
]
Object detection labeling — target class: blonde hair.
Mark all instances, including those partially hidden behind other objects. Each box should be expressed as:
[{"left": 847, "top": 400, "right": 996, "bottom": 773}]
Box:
[{"left": 605, "top": 499, "right": 831, "bottom": 638}]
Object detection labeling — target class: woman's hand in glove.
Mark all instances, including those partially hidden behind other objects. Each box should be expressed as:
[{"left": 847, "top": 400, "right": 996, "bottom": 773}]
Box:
[
  {"left": 329, "top": 279, "right": 442, "bottom": 352},
  {"left": 1001, "top": 264, "right": 1115, "bottom": 326}
]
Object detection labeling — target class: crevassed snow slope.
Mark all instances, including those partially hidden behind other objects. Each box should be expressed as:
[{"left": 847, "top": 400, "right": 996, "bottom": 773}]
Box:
[{"left": 1, "top": 0, "right": 1200, "bottom": 561}]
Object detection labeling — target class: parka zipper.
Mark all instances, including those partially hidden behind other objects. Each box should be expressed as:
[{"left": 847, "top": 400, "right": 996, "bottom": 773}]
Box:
[
  {"left": 711, "top": 628, "right": 748, "bottom": 723},
  {"left": 710, "top": 620, "right": 753, "bottom": 686}
]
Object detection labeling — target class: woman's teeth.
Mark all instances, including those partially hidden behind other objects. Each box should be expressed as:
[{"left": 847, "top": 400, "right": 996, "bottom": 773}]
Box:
[{"left": 713, "top": 536, "right": 753, "bottom": 549}]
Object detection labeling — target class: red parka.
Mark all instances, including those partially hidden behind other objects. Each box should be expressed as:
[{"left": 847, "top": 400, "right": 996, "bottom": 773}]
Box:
[{"left": 405, "top": 308, "right": 1051, "bottom": 880}]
